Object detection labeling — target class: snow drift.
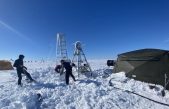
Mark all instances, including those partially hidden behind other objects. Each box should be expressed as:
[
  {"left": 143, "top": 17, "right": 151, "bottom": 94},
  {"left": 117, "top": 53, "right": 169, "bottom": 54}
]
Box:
[{"left": 0, "top": 60, "right": 169, "bottom": 109}]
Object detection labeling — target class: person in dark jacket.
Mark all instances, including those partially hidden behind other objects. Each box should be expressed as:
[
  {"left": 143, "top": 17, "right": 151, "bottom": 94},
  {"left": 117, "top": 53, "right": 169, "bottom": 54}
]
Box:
[
  {"left": 55, "top": 65, "right": 62, "bottom": 74},
  {"left": 60, "top": 60, "right": 76, "bottom": 85},
  {"left": 13, "top": 54, "right": 34, "bottom": 86}
]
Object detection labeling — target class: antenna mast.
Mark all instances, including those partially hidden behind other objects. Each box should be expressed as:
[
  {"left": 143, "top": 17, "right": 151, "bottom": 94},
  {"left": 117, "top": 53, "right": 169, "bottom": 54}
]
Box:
[{"left": 56, "top": 33, "right": 68, "bottom": 62}]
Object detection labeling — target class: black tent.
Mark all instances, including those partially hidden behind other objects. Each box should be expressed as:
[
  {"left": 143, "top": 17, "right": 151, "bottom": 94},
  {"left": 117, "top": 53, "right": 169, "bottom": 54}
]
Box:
[{"left": 113, "top": 49, "right": 169, "bottom": 89}]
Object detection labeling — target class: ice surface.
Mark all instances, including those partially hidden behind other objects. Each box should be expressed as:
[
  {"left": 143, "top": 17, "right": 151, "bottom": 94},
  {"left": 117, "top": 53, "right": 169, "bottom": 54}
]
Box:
[{"left": 0, "top": 59, "right": 169, "bottom": 109}]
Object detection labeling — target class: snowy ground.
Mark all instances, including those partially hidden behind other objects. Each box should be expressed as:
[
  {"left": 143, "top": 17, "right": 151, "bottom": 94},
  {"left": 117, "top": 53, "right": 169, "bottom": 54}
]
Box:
[
  {"left": 0, "top": 71, "right": 13, "bottom": 84},
  {"left": 0, "top": 59, "right": 169, "bottom": 109}
]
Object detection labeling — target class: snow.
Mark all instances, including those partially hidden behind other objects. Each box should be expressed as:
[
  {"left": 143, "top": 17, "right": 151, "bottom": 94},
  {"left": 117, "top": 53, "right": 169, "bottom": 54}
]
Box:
[
  {"left": 0, "top": 59, "right": 169, "bottom": 109},
  {"left": 0, "top": 71, "right": 15, "bottom": 84}
]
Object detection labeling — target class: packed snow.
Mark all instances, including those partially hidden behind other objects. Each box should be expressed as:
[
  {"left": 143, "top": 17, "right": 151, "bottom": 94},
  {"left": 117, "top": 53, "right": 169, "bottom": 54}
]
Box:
[{"left": 0, "top": 60, "right": 169, "bottom": 109}]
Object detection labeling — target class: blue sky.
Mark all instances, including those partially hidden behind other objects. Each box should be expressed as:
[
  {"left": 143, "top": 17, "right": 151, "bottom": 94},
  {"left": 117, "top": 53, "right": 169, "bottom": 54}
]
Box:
[{"left": 0, "top": 0, "right": 169, "bottom": 60}]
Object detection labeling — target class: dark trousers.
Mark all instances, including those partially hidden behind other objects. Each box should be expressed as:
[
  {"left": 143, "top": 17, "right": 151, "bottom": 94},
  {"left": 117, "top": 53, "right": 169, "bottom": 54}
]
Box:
[
  {"left": 17, "top": 69, "right": 33, "bottom": 85},
  {"left": 65, "top": 70, "right": 76, "bottom": 85}
]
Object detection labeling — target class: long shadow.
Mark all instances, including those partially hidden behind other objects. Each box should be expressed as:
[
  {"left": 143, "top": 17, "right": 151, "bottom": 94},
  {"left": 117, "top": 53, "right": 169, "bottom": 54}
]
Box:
[
  {"left": 85, "top": 68, "right": 113, "bottom": 78},
  {"left": 78, "top": 79, "right": 102, "bottom": 86},
  {"left": 30, "top": 81, "right": 67, "bottom": 90}
]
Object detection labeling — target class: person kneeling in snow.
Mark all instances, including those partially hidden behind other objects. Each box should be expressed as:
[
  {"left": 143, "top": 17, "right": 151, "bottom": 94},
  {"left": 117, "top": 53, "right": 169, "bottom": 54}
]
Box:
[
  {"left": 13, "top": 54, "right": 35, "bottom": 86},
  {"left": 56, "top": 60, "right": 76, "bottom": 85},
  {"left": 55, "top": 65, "right": 64, "bottom": 75}
]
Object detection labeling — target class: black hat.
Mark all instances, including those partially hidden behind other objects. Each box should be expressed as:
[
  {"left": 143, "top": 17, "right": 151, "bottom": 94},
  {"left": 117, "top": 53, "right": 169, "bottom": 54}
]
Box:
[
  {"left": 60, "top": 60, "right": 64, "bottom": 63},
  {"left": 19, "top": 54, "right": 25, "bottom": 59}
]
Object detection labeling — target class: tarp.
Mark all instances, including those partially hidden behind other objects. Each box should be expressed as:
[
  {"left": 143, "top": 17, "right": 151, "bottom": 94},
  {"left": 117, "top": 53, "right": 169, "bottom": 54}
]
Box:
[
  {"left": 113, "top": 49, "right": 169, "bottom": 89},
  {"left": 0, "top": 60, "right": 14, "bottom": 70}
]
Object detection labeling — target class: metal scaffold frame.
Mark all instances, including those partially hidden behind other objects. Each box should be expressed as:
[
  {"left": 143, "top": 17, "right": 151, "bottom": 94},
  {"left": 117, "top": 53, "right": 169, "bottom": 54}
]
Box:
[
  {"left": 72, "top": 41, "right": 92, "bottom": 76},
  {"left": 56, "top": 33, "right": 68, "bottom": 62}
]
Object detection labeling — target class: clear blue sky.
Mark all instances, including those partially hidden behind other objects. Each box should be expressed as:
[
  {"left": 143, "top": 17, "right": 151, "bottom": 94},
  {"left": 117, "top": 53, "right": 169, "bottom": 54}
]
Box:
[{"left": 0, "top": 0, "right": 169, "bottom": 60}]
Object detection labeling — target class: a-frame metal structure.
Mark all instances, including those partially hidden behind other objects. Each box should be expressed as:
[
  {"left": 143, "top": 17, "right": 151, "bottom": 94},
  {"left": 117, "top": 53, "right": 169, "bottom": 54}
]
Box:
[{"left": 72, "top": 41, "right": 92, "bottom": 76}]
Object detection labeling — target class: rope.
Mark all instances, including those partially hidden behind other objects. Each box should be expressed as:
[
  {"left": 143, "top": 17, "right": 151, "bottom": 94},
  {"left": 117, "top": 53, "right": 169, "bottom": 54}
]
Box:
[{"left": 109, "top": 79, "right": 169, "bottom": 107}]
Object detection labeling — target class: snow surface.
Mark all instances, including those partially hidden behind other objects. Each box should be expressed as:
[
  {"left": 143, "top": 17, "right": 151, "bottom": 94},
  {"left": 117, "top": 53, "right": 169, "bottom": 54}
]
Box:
[
  {"left": 0, "top": 59, "right": 169, "bottom": 109},
  {"left": 0, "top": 71, "right": 14, "bottom": 84}
]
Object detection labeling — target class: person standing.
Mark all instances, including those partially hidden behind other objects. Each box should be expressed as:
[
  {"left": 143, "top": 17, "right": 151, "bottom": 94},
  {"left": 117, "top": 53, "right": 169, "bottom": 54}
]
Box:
[
  {"left": 60, "top": 60, "right": 76, "bottom": 85},
  {"left": 13, "top": 54, "right": 34, "bottom": 86}
]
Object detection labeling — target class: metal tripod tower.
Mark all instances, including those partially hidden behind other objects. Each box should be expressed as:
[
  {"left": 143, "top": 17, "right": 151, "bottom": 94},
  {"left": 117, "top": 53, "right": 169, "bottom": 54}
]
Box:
[
  {"left": 56, "top": 33, "right": 68, "bottom": 61},
  {"left": 72, "top": 41, "right": 92, "bottom": 75}
]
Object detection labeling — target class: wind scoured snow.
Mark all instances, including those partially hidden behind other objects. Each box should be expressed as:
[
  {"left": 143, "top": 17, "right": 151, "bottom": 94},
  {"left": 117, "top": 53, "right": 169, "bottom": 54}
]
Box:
[{"left": 0, "top": 60, "right": 169, "bottom": 109}]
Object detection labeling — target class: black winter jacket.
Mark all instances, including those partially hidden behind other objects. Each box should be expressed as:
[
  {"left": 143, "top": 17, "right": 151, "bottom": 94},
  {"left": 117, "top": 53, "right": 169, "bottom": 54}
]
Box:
[{"left": 13, "top": 59, "right": 26, "bottom": 70}]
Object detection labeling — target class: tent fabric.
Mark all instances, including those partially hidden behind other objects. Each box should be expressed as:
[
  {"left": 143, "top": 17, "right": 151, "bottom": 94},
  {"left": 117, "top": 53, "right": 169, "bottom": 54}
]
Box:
[
  {"left": 113, "top": 49, "right": 169, "bottom": 89},
  {"left": 0, "top": 60, "right": 14, "bottom": 70}
]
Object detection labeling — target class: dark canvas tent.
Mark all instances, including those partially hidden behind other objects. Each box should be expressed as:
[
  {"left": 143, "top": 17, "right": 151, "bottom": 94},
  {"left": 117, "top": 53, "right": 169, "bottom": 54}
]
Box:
[
  {"left": 113, "top": 49, "right": 169, "bottom": 89},
  {"left": 0, "top": 60, "right": 13, "bottom": 70}
]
